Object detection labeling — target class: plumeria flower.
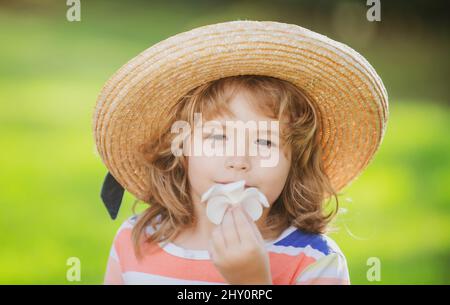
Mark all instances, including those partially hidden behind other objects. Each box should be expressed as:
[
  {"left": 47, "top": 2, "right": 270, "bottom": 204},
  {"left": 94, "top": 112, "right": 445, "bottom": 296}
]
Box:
[{"left": 201, "top": 180, "right": 269, "bottom": 225}]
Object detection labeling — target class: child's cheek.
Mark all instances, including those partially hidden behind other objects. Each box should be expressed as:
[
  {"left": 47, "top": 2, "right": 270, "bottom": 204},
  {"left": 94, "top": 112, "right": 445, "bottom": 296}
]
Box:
[
  {"left": 188, "top": 155, "right": 221, "bottom": 180},
  {"left": 254, "top": 154, "right": 291, "bottom": 203}
]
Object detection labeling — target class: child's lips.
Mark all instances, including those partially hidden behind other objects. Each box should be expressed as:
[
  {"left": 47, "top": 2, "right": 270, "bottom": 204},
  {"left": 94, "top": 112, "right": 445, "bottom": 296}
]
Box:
[{"left": 215, "top": 181, "right": 254, "bottom": 188}]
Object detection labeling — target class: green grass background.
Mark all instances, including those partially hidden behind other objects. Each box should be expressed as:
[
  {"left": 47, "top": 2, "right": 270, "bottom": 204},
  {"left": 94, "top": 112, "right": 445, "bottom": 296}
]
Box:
[{"left": 0, "top": 1, "right": 449, "bottom": 284}]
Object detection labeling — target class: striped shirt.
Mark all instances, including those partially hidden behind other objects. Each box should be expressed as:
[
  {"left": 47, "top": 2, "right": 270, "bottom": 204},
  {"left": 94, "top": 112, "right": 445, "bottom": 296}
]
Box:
[{"left": 104, "top": 215, "right": 350, "bottom": 285}]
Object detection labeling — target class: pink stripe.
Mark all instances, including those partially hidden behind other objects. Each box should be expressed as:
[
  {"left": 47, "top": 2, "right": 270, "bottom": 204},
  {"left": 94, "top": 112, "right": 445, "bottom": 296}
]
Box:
[{"left": 104, "top": 256, "right": 124, "bottom": 285}]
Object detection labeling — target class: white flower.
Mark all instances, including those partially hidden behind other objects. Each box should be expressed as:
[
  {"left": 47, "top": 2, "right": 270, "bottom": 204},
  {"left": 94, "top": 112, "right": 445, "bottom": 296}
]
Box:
[{"left": 200, "top": 180, "right": 269, "bottom": 225}]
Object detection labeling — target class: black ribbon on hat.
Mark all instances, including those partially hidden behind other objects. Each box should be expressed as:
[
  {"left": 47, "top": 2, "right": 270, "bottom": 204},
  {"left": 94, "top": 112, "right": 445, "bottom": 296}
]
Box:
[{"left": 100, "top": 172, "right": 125, "bottom": 220}]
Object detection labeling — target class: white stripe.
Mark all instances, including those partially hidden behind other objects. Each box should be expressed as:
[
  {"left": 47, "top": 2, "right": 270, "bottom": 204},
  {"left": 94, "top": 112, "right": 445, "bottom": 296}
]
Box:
[
  {"left": 122, "top": 271, "right": 226, "bottom": 285},
  {"left": 159, "top": 241, "right": 211, "bottom": 260},
  {"left": 109, "top": 245, "right": 119, "bottom": 261},
  {"left": 295, "top": 253, "right": 349, "bottom": 283}
]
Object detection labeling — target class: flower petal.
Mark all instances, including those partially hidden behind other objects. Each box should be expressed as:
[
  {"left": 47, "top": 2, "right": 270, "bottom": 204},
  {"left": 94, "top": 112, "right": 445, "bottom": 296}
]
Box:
[
  {"left": 205, "top": 195, "right": 230, "bottom": 225},
  {"left": 200, "top": 180, "right": 245, "bottom": 203},
  {"left": 241, "top": 187, "right": 269, "bottom": 207},
  {"left": 240, "top": 197, "right": 263, "bottom": 221}
]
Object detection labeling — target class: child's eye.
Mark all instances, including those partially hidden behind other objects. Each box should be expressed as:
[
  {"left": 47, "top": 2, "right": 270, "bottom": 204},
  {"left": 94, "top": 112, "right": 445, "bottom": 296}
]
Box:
[
  {"left": 209, "top": 134, "right": 227, "bottom": 141},
  {"left": 256, "top": 139, "right": 273, "bottom": 147}
]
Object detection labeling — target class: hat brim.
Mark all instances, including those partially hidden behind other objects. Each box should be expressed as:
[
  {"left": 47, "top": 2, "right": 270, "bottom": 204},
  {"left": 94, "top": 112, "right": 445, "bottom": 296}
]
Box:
[{"left": 92, "top": 20, "right": 388, "bottom": 203}]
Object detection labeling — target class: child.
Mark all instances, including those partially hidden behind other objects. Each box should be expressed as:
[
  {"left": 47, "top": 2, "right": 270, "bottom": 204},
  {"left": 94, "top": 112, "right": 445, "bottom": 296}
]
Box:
[{"left": 93, "top": 21, "right": 388, "bottom": 285}]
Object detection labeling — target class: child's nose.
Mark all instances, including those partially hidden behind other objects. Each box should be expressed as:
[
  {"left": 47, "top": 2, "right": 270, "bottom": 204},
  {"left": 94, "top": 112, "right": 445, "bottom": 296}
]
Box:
[{"left": 225, "top": 156, "right": 251, "bottom": 172}]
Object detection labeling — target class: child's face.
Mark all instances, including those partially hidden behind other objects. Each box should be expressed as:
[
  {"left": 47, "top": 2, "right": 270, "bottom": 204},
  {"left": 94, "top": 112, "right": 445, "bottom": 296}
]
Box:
[{"left": 187, "top": 91, "right": 292, "bottom": 207}]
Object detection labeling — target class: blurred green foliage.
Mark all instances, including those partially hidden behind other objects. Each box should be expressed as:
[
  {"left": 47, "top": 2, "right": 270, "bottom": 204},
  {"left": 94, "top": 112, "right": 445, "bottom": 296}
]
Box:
[{"left": 0, "top": 1, "right": 448, "bottom": 284}]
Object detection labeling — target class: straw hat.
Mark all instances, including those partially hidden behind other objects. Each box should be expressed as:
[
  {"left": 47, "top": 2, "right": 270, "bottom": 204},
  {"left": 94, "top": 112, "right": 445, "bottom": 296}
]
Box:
[{"left": 92, "top": 20, "right": 389, "bottom": 219}]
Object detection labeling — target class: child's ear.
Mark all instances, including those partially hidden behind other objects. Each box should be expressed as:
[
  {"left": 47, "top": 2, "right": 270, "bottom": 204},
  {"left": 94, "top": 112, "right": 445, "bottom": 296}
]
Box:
[{"left": 100, "top": 172, "right": 125, "bottom": 220}]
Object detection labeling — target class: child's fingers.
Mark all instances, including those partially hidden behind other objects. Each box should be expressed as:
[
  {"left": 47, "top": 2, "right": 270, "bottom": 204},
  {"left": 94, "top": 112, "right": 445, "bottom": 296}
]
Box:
[
  {"left": 232, "top": 206, "right": 258, "bottom": 245},
  {"left": 239, "top": 205, "right": 265, "bottom": 245},
  {"left": 221, "top": 207, "right": 240, "bottom": 246},
  {"left": 210, "top": 226, "right": 226, "bottom": 254},
  {"left": 207, "top": 239, "right": 216, "bottom": 261}
]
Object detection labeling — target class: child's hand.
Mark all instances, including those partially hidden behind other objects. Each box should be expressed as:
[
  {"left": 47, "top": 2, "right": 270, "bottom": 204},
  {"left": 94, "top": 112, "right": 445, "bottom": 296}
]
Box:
[{"left": 208, "top": 205, "right": 272, "bottom": 285}]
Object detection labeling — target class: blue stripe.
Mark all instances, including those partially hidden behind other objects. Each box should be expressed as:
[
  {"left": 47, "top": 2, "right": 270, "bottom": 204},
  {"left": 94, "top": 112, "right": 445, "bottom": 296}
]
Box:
[{"left": 274, "top": 229, "right": 331, "bottom": 255}]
